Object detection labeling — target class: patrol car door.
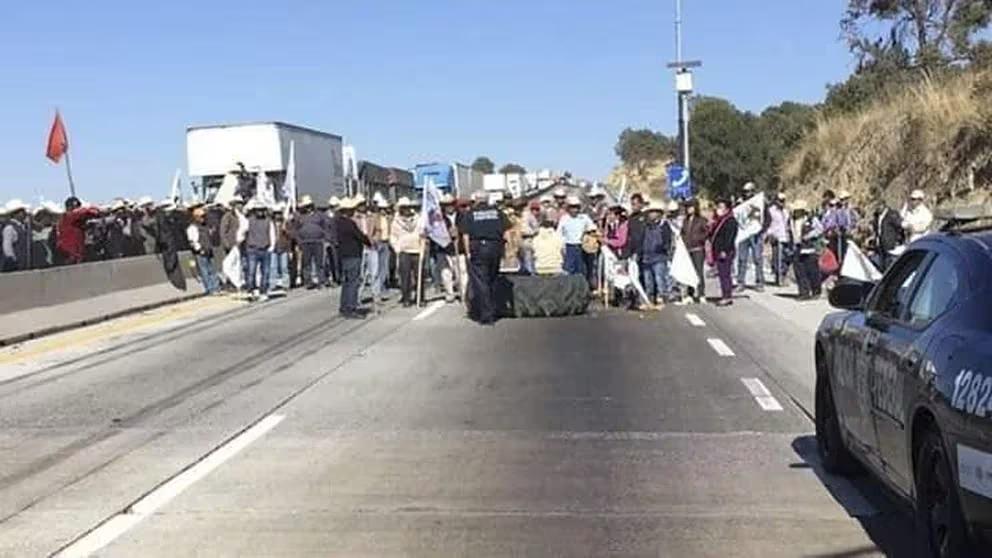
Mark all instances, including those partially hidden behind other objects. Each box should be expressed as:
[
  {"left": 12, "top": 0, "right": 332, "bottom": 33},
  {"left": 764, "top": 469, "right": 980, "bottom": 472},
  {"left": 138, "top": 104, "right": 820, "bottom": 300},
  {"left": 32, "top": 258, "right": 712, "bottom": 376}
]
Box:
[
  {"left": 830, "top": 310, "right": 878, "bottom": 456},
  {"left": 873, "top": 251, "right": 961, "bottom": 493},
  {"left": 861, "top": 250, "right": 930, "bottom": 488}
]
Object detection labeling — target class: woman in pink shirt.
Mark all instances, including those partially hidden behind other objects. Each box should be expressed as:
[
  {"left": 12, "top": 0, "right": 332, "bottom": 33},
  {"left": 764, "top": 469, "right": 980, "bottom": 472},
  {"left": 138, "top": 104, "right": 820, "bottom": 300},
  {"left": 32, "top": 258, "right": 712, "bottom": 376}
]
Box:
[{"left": 604, "top": 204, "right": 628, "bottom": 255}]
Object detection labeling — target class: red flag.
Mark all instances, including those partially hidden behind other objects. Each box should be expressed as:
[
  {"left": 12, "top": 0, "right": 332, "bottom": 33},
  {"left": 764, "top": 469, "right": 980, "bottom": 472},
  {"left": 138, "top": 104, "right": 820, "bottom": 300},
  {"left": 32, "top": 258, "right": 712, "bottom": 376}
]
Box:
[{"left": 46, "top": 111, "right": 69, "bottom": 163}]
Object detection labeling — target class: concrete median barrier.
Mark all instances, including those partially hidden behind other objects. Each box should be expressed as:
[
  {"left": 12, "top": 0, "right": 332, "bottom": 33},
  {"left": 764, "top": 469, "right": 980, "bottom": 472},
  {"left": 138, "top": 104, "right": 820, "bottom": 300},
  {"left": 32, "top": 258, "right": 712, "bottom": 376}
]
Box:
[{"left": 0, "top": 252, "right": 203, "bottom": 344}]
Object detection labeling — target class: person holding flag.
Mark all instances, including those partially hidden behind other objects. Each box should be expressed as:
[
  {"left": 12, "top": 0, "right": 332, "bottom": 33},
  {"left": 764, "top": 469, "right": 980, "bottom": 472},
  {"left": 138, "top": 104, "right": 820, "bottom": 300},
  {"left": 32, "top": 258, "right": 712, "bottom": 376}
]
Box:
[{"left": 421, "top": 180, "right": 455, "bottom": 304}]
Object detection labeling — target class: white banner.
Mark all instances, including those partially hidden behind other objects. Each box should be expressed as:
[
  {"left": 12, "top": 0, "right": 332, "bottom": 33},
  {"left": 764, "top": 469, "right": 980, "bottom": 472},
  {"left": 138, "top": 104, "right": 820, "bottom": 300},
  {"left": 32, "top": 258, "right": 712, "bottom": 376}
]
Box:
[
  {"left": 222, "top": 246, "right": 243, "bottom": 289},
  {"left": 734, "top": 192, "right": 766, "bottom": 246},
  {"left": 283, "top": 140, "right": 297, "bottom": 219},
  {"left": 421, "top": 178, "right": 451, "bottom": 248},
  {"left": 670, "top": 236, "right": 700, "bottom": 287},
  {"left": 841, "top": 240, "right": 883, "bottom": 282}
]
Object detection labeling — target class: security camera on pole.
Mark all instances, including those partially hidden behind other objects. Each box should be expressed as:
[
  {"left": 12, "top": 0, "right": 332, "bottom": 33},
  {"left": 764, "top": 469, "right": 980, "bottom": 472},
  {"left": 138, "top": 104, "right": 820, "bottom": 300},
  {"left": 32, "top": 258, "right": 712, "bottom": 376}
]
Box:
[{"left": 665, "top": 0, "right": 700, "bottom": 198}]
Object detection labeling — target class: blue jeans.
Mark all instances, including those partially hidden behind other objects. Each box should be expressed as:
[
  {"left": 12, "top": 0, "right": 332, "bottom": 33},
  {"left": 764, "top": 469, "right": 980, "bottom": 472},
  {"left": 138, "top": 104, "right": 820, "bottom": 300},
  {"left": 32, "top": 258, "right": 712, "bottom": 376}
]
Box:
[
  {"left": 269, "top": 251, "right": 289, "bottom": 291},
  {"left": 246, "top": 247, "right": 271, "bottom": 295},
  {"left": 641, "top": 259, "right": 671, "bottom": 302},
  {"left": 736, "top": 233, "right": 765, "bottom": 287},
  {"left": 195, "top": 254, "right": 220, "bottom": 294},
  {"left": 340, "top": 256, "right": 362, "bottom": 313},
  {"left": 564, "top": 244, "right": 586, "bottom": 276},
  {"left": 519, "top": 240, "right": 535, "bottom": 275},
  {"left": 362, "top": 246, "right": 380, "bottom": 299},
  {"left": 376, "top": 242, "right": 390, "bottom": 295}
]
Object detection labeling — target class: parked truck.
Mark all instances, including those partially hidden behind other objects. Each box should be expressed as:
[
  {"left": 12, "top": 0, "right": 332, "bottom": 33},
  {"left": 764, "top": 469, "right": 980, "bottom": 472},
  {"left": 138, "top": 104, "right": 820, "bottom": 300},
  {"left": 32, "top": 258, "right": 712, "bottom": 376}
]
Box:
[
  {"left": 413, "top": 162, "right": 484, "bottom": 199},
  {"left": 186, "top": 121, "right": 345, "bottom": 204}
]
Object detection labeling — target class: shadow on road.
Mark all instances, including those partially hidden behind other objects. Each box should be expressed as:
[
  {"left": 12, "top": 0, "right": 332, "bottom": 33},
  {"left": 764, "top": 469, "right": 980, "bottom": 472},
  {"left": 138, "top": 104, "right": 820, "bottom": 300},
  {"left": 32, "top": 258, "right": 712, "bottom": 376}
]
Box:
[{"left": 791, "top": 435, "right": 923, "bottom": 558}]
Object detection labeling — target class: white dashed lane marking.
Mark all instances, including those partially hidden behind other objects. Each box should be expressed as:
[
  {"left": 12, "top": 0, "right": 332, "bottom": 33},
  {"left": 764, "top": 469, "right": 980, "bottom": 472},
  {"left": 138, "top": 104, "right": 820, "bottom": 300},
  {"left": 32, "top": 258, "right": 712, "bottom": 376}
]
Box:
[
  {"left": 53, "top": 414, "right": 286, "bottom": 558},
  {"left": 741, "top": 378, "right": 784, "bottom": 411},
  {"left": 413, "top": 300, "right": 445, "bottom": 322},
  {"left": 685, "top": 313, "right": 706, "bottom": 327},
  {"left": 706, "top": 338, "right": 735, "bottom": 357}
]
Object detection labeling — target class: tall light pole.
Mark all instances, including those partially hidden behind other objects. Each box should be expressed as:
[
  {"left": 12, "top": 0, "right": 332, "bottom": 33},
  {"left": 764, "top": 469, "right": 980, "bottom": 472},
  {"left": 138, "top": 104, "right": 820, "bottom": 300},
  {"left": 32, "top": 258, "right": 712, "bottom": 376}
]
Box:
[{"left": 666, "top": 0, "right": 701, "bottom": 182}]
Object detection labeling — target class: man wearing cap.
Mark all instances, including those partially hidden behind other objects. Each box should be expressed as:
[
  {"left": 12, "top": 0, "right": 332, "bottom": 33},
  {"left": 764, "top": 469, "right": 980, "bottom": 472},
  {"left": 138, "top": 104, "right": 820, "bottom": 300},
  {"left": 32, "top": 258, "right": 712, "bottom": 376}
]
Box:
[
  {"left": 458, "top": 190, "right": 511, "bottom": 324},
  {"left": 186, "top": 207, "right": 220, "bottom": 295},
  {"left": 334, "top": 197, "right": 373, "bottom": 318},
  {"left": 56, "top": 197, "right": 100, "bottom": 265},
  {"left": 292, "top": 195, "right": 331, "bottom": 289},
  {"left": 2, "top": 201, "right": 30, "bottom": 272},
  {"left": 901, "top": 189, "right": 933, "bottom": 243},
  {"left": 766, "top": 192, "right": 791, "bottom": 286},
  {"left": 557, "top": 196, "right": 596, "bottom": 276},
  {"left": 789, "top": 200, "right": 824, "bottom": 300},
  {"left": 640, "top": 199, "right": 674, "bottom": 307}
]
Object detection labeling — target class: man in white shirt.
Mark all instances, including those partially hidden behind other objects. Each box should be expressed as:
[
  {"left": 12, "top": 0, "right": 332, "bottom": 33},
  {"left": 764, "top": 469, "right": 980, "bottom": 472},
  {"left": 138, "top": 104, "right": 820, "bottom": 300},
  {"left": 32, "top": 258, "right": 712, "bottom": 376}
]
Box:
[
  {"left": 556, "top": 196, "right": 595, "bottom": 276},
  {"left": 900, "top": 189, "right": 933, "bottom": 243}
]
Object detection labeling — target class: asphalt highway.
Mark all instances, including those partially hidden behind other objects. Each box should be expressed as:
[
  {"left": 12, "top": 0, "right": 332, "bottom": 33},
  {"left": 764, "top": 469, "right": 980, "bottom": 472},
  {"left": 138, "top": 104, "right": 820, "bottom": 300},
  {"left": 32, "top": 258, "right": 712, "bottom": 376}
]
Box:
[{"left": 0, "top": 289, "right": 921, "bottom": 557}]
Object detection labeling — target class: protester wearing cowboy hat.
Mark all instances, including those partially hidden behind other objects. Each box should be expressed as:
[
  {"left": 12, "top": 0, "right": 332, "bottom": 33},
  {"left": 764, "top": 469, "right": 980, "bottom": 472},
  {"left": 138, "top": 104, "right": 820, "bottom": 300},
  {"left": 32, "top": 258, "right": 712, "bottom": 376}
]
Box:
[
  {"left": 389, "top": 197, "right": 423, "bottom": 307},
  {"left": 637, "top": 199, "right": 675, "bottom": 308},
  {"left": 333, "top": 196, "right": 373, "bottom": 318},
  {"left": 186, "top": 206, "right": 221, "bottom": 295},
  {"left": 821, "top": 188, "right": 859, "bottom": 269},
  {"left": 292, "top": 192, "right": 332, "bottom": 289},
  {"left": 2, "top": 200, "right": 30, "bottom": 272},
  {"left": 789, "top": 199, "right": 824, "bottom": 301},
  {"left": 556, "top": 195, "right": 596, "bottom": 277},
  {"left": 243, "top": 199, "right": 277, "bottom": 301},
  {"left": 372, "top": 195, "right": 395, "bottom": 300},
  {"left": 901, "top": 188, "right": 933, "bottom": 243}
]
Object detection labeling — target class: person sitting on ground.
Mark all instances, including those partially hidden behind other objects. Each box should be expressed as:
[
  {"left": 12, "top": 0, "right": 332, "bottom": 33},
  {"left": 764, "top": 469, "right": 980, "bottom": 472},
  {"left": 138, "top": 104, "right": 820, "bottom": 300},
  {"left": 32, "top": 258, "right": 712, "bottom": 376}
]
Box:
[{"left": 533, "top": 220, "right": 565, "bottom": 276}]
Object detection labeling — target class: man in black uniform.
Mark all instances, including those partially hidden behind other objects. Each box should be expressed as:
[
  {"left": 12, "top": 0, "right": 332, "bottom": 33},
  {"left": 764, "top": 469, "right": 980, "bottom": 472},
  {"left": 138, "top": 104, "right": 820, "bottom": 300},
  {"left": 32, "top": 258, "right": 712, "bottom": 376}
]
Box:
[{"left": 458, "top": 192, "right": 510, "bottom": 324}]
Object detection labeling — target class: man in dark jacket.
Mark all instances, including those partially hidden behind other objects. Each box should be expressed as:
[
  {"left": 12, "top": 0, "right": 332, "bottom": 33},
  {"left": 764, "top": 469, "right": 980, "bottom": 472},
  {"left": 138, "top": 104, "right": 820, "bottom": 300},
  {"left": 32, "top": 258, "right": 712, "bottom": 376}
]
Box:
[
  {"left": 625, "top": 193, "right": 647, "bottom": 260},
  {"left": 334, "top": 197, "right": 372, "bottom": 318},
  {"left": 292, "top": 195, "right": 331, "bottom": 289},
  {"left": 874, "top": 204, "right": 904, "bottom": 271},
  {"left": 709, "top": 199, "right": 739, "bottom": 306},
  {"left": 639, "top": 200, "right": 673, "bottom": 306}
]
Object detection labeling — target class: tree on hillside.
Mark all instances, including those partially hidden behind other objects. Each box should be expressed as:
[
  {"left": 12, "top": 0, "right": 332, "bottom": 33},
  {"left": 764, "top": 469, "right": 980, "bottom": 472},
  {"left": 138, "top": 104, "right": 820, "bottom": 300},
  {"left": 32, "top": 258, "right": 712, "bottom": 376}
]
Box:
[
  {"left": 757, "top": 102, "right": 818, "bottom": 185},
  {"left": 689, "top": 97, "right": 767, "bottom": 198},
  {"left": 471, "top": 156, "right": 495, "bottom": 174},
  {"left": 499, "top": 163, "right": 527, "bottom": 174},
  {"left": 842, "top": 0, "right": 992, "bottom": 71},
  {"left": 614, "top": 128, "right": 676, "bottom": 181}
]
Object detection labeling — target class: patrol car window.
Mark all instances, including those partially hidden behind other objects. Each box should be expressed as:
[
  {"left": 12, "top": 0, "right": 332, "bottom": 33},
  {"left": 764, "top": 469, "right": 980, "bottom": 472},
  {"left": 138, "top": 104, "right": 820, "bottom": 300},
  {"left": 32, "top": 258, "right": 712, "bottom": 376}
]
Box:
[
  {"left": 868, "top": 251, "right": 927, "bottom": 321},
  {"left": 907, "top": 254, "right": 959, "bottom": 327}
]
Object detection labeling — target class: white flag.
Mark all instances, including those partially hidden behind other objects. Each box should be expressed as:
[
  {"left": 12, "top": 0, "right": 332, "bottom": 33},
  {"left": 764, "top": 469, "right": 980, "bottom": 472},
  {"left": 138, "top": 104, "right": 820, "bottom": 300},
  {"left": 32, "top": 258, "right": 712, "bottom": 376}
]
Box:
[
  {"left": 169, "top": 168, "right": 182, "bottom": 204},
  {"left": 841, "top": 240, "right": 883, "bottom": 282},
  {"left": 283, "top": 141, "right": 297, "bottom": 219},
  {"left": 734, "top": 192, "right": 766, "bottom": 246},
  {"left": 421, "top": 178, "right": 451, "bottom": 248},
  {"left": 670, "top": 235, "right": 700, "bottom": 287},
  {"left": 222, "top": 246, "right": 244, "bottom": 289}
]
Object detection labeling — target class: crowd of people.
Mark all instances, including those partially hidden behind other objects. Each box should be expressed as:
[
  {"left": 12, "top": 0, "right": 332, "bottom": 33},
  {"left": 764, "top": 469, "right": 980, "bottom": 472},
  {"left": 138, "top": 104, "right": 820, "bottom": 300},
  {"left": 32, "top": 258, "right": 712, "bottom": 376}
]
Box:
[{"left": 0, "top": 181, "right": 937, "bottom": 320}]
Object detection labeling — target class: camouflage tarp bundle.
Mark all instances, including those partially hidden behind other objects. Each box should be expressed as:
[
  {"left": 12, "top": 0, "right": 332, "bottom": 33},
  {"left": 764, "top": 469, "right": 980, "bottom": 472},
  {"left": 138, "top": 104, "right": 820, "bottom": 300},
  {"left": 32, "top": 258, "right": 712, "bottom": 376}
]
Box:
[{"left": 494, "top": 274, "right": 590, "bottom": 318}]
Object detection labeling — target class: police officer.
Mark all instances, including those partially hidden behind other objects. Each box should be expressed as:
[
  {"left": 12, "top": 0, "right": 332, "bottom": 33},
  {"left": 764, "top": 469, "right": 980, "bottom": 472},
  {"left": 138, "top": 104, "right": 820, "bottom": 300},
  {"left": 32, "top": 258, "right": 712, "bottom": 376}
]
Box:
[{"left": 458, "top": 191, "right": 510, "bottom": 324}]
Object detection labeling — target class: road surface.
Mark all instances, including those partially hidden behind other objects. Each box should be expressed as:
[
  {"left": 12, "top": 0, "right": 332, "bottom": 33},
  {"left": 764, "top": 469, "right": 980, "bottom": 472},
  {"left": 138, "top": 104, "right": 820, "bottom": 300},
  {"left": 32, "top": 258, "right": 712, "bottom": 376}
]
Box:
[{"left": 0, "top": 289, "right": 919, "bottom": 557}]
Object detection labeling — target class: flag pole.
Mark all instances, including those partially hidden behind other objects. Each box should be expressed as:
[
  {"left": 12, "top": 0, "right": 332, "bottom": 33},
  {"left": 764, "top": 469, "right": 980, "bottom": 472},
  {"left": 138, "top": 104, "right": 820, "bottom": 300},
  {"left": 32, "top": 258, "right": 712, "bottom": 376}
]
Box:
[{"left": 64, "top": 147, "right": 77, "bottom": 198}]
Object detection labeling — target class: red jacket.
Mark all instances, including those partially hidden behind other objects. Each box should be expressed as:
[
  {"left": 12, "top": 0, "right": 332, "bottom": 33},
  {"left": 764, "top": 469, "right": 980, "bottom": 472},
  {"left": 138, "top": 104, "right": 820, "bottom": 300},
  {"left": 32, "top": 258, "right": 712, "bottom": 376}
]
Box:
[{"left": 57, "top": 208, "right": 99, "bottom": 263}]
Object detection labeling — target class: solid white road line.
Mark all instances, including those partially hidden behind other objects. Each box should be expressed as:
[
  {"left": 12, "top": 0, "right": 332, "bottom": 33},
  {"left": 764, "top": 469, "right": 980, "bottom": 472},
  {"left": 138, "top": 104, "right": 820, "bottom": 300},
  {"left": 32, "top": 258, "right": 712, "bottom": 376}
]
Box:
[
  {"left": 706, "top": 338, "right": 735, "bottom": 357},
  {"left": 54, "top": 414, "right": 285, "bottom": 558},
  {"left": 685, "top": 313, "right": 706, "bottom": 327},
  {"left": 413, "top": 300, "right": 445, "bottom": 322},
  {"left": 741, "top": 378, "right": 784, "bottom": 411}
]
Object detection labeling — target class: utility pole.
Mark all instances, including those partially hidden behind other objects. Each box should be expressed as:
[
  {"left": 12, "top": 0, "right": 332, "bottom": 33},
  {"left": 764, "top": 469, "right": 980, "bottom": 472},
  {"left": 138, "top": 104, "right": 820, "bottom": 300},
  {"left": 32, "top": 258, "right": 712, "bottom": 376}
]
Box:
[{"left": 666, "top": 0, "right": 701, "bottom": 183}]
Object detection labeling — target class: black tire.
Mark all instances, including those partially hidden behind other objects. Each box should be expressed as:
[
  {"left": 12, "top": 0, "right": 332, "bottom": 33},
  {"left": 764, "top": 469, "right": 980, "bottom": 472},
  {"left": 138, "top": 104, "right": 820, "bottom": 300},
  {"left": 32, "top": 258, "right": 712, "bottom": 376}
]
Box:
[
  {"left": 915, "top": 428, "right": 974, "bottom": 558},
  {"left": 815, "top": 373, "right": 859, "bottom": 475}
]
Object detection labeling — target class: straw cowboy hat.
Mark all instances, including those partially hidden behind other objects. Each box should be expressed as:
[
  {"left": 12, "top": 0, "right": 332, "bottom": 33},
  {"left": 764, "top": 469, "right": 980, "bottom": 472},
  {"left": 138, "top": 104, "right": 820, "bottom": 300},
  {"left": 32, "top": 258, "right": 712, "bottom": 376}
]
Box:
[
  {"left": 440, "top": 193, "right": 455, "bottom": 205},
  {"left": 565, "top": 195, "right": 582, "bottom": 207},
  {"left": 838, "top": 190, "right": 852, "bottom": 201},
  {"left": 244, "top": 198, "right": 268, "bottom": 212},
  {"left": 299, "top": 194, "right": 315, "bottom": 207},
  {"left": 4, "top": 199, "right": 29, "bottom": 214},
  {"left": 791, "top": 199, "right": 810, "bottom": 212},
  {"left": 396, "top": 196, "right": 416, "bottom": 208},
  {"left": 910, "top": 189, "right": 926, "bottom": 200},
  {"left": 353, "top": 194, "right": 367, "bottom": 206},
  {"left": 338, "top": 196, "right": 360, "bottom": 210},
  {"left": 743, "top": 182, "right": 756, "bottom": 192},
  {"left": 646, "top": 199, "right": 667, "bottom": 212},
  {"left": 110, "top": 199, "right": 128, "bottom": 212},
  {"left": 553, "top": 188, "right": 567, "bottom": 198},
  {"left": 666, "top": 200, "right": 680, "bottom": 212},
  {"left": 328, "top": 196, "right": 341, "bottom": 208},
  {"left": 137, "top": 196, "right": 155, "bottom": 207},
  {"left": 540, "top": 194, "right": 553, "bottom": 203}
]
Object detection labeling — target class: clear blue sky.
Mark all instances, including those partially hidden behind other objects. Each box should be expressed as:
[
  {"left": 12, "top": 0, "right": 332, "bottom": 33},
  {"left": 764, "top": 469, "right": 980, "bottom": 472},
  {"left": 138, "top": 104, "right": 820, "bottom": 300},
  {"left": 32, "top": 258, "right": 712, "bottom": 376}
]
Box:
[{"left": 1, "top": 0, "right": 852, "bottom": 203}]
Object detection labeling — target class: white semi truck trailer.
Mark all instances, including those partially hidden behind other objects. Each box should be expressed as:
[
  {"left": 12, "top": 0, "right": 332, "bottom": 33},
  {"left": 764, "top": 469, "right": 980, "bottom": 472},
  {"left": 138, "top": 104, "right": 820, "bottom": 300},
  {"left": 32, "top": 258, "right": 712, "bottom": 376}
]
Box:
[{"left": 186, "top": 121, "right": 345, "bottom": 205}]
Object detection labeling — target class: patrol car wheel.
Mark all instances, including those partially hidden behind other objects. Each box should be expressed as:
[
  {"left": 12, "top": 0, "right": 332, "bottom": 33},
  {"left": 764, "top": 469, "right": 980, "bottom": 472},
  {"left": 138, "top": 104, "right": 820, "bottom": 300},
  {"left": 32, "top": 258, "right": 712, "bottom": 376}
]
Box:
[
  {"left": 815, "top": 374, "right": 859, "bottom": 475},
  {"left": 915, "top": 428, "right": 973, "bottom": 558}
]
